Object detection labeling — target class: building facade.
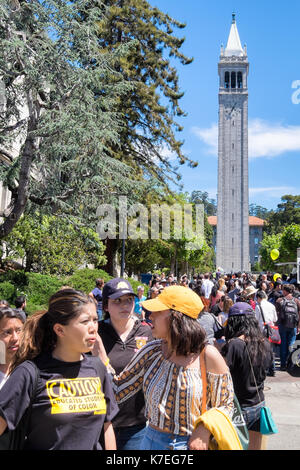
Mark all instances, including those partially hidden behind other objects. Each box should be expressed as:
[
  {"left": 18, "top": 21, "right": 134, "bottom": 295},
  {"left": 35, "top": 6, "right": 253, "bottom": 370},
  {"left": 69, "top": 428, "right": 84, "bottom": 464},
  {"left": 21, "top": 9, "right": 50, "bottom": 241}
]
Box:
[
  {"left": 216, "top": 14, "right": 250, "bottom": 272},
  {"left": 208, "top": 216, "right": 265, "bottom": 270}
]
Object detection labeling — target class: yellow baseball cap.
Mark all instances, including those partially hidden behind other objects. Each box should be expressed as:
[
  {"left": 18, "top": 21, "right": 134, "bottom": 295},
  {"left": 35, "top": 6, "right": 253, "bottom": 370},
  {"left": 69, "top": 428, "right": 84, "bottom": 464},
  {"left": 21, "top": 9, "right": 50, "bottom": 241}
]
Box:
[{"left": 141, "top": 285, "right": 204, "bottom": 319}]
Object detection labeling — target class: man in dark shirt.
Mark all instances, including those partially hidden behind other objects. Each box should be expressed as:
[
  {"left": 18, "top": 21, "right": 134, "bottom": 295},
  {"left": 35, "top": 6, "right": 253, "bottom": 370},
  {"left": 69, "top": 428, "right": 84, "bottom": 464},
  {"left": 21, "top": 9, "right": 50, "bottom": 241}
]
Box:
[
  {"left": 268, "top": 281, "right": 283, "bottom": 305},
  {"left": 276, "top": 284, "right": 300, "bottom": 370}
]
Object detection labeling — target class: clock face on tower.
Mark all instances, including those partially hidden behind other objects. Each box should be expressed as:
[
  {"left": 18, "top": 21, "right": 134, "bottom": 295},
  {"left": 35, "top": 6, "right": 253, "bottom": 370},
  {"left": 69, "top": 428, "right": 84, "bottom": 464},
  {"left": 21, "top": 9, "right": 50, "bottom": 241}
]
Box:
[{"left": 224, "top": 102, "right": 239, "bottom": 119}]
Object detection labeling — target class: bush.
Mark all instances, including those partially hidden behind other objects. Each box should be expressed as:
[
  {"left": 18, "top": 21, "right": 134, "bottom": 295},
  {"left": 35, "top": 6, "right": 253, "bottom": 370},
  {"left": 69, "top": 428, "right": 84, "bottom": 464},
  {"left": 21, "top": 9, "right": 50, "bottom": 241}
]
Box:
[
  {"left": 128, "top": 278, "right": 149, "bottom": 296},
  {"left": 0, "top": 268, "right": 149, "bottom": 314},
  {"left": 0, "top": 281, "right": 17, "bottom": 304},
  {"left": 66, "top": 268, "right": 149, "bottom": 296},
  {"left": 67, "top": 268, "right": 111, "bottom": 294},
  {"left": 24, "top": 273, "right": 68, "bottom": 314}
]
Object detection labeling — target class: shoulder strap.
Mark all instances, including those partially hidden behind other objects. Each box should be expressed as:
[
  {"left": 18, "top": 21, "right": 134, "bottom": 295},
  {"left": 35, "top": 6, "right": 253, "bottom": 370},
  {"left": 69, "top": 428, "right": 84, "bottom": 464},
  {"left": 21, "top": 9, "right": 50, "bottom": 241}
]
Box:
[
  {"left": 258, "top": 304, "right": 266, "bottom": 323},
  {"left": 200, "top": 348, "right": 207, "bottom": 415},
  {"left": 244, "top": 345, "right": 262, "bottom": 403},
  {"left": 208, "top": 312, "right": 223, "bottom": 329}
]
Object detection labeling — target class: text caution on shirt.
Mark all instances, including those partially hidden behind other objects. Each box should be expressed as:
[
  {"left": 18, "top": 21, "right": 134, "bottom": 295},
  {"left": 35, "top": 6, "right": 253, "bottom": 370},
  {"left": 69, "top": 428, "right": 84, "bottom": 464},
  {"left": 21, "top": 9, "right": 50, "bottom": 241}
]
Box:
[{"left": 46, "top": 377, "right": 106, "bottom": 415}]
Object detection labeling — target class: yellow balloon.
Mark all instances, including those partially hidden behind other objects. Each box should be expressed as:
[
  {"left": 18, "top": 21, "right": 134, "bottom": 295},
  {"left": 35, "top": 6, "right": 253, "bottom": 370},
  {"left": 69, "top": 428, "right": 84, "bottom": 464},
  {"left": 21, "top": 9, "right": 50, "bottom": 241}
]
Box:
[
  {"left": 270, "top": 249, "right": 279, "bottom": 261},
  {"left": 273, "top": 273, "right": 281, "bottom": 282}
]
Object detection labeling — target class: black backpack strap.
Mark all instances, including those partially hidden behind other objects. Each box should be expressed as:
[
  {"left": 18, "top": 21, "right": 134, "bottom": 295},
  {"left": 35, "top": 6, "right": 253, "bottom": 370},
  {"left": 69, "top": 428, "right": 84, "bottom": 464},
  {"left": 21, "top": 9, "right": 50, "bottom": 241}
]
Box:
[{"left": 258, "top": 304, "right": 266, "bottom": 323}]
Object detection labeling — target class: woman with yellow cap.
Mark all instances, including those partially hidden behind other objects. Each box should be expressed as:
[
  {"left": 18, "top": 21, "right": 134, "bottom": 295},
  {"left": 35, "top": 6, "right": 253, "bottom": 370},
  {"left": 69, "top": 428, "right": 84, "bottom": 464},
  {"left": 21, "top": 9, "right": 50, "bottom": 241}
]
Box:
[{"left": 94, "top": 286, "right": 235, "bottom": 450}]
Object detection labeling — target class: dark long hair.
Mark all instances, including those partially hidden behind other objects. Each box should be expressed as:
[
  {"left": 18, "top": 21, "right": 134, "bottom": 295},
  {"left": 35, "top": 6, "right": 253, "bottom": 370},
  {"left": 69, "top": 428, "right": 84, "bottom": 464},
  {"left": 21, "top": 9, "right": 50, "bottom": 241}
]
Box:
[
  {"left": 223, "top": 314, "right": 271, "bottom": 366},
  {"left": 167, "top": 310, "right": 207, "bottom": 356},
  {"left": 0, "top": 306, "right": 25, "bottom": 324},
  {"left": 10, "top": 288, "right": 96, "bottom": 372}
]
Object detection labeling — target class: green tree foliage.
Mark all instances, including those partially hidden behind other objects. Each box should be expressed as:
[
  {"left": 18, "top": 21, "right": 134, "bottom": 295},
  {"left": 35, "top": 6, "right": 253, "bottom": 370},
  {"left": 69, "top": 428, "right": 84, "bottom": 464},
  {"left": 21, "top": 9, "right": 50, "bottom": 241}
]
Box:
[
  {"left": 280, "top": 224, "right": 300, "bottom": 261},
  {"left": 2, "top": 213, "right": 107, "bottom": 275},
  {"left": 258, "top": 233, "right": 282, "bottom": 271},
  {"left": 249, "top": 203, "right": 270, "bottom": 219},
  {"left": 123, "top": 191, "right": 214, "bottom": 276},
  {"left": 0, "top": 0, "right": 144, "bottom": 237},
  {"left": 265, "top": 195, "right": 300, "bottom": 234},
  {"left": 190, "top": 191, "right": 217, "bottom": 217},
  {"left": 95, "top": 0, "right": 196, "bottom": 186},
  {"left": 259, "top": 224, "right": 300, "bottom": 271}
]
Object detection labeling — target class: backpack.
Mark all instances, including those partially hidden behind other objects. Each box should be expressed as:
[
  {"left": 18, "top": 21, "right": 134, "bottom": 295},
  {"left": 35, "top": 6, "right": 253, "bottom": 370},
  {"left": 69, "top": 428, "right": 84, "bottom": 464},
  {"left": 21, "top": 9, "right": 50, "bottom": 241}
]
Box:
[
  {"left": 280, "top": 298, "right": 299, "bottom": 329},
  {"left": 286, "top": 339, "right": 300, "bottom": 377}
]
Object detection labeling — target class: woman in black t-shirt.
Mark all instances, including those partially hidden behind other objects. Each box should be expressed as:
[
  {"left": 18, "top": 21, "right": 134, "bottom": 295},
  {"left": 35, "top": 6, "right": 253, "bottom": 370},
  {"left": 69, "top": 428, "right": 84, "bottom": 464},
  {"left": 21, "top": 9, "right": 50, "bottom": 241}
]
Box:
[
  {"left": 97, "top": 277, "right": 153, "bottom": 450},
  {"left": 0, "top": 288, "right": 118, "bottom": 450},
  {"left": 221, "top": 302, "right": 273, "bottom": 451}
]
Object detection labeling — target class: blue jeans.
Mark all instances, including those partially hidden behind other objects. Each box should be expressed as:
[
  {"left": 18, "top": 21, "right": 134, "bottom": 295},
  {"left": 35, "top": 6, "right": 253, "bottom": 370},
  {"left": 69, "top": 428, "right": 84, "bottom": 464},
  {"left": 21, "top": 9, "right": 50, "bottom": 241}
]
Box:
[
  {"left": 242, "top": 401, "right": 265, "bottom": 432},
  {"left": 115, "top": 424, "right": 146, "bottom": 450},
  {"left": 278, "top": 324, "right": 297, "bottom": 367},
  {"left": 97, "top": 308, "right": 103, "bottom": 321},
  {"left": 140, "top": 426, "right": 189, "bottom": 450}
]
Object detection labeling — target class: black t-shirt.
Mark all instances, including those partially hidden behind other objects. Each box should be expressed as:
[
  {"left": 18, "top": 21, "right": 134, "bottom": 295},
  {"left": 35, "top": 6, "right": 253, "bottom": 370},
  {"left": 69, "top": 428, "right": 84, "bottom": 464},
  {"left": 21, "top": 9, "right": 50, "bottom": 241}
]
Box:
[
  {"left": 98, "top": 318, "right": 153, "bottom": 429},
  {"left": 223, "top": 338, "right": 272, "bottom": 407},
  {"left": 0, "top": 354, "right": 119, "bottom": 450}
]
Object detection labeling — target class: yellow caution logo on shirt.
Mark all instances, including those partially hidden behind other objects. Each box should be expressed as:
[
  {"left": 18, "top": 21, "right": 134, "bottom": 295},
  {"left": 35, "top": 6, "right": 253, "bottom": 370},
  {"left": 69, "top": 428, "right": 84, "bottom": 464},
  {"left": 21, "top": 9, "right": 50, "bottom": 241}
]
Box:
[{"left": 46, "top": 377, "right": 106, "bottom": 415}]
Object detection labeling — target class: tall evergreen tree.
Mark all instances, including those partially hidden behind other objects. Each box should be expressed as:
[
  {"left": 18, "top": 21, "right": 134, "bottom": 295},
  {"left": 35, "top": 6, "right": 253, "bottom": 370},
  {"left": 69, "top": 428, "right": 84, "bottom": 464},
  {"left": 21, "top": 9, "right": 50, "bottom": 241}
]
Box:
[
  {"left": 0, "top": 0, "right": 142, "bottom": 237},
  {"left": 96, "top": 0, "right": 196, "bottom": 186}
]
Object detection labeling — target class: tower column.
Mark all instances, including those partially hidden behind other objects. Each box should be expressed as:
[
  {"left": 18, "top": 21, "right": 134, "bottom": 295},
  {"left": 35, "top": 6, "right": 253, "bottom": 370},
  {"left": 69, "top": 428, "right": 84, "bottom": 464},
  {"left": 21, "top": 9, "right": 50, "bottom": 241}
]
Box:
[{"left": 216, "top": 15, "right": 250, "bottom": 272}]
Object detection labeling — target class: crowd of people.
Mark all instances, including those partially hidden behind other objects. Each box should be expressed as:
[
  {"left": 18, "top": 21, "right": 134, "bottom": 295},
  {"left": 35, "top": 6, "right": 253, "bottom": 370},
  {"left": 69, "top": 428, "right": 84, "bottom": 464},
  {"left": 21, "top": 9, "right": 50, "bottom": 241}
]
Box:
[{"left": 0, "top": 269, "right": 299, "bottom": 450}]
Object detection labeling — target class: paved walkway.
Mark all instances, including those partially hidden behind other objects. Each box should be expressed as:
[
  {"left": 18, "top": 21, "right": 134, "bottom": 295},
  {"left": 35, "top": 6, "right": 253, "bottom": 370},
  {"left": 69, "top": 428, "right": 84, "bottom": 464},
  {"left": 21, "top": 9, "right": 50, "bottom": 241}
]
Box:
[{"left": 264, "top": 361, "right": 300, "bottom": 450}]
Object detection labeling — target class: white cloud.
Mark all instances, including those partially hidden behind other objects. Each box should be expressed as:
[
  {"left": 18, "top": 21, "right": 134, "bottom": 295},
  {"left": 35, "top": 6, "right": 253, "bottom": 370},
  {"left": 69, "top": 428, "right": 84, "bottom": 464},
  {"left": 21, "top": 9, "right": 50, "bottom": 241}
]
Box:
[
  {"left": 192, "top": 124, "right": 218, "bottom": 156},
  {"left": 196, "top": 186, "right": 296, "bottom": 202},
  {"left": 249, "top": 186, "right": 293, "bottom": 195},
  {"left": 159, "top": 145, "right": 178, "bottom": 161},
  {"left": 192, "top": 119, "right": 300, "bottom": 159}
]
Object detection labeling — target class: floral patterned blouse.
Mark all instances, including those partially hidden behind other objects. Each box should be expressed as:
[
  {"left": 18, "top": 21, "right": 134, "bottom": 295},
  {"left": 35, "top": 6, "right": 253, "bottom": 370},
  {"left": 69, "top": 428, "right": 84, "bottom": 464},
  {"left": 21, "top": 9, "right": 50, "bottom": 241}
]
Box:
[{"left": 112, "top": 340, "right": 234, "bottom": 435}]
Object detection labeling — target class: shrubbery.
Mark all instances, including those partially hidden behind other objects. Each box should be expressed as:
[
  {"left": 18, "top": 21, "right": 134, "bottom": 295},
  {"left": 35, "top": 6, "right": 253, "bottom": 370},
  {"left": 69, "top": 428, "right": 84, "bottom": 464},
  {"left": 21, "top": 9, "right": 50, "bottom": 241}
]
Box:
[
  {"left": 0, "top": 269, "right": 148, "bottom": 314},
  {"left": 0, "top": 281, "right": 16, "bottom": 304},
  {"left": 67, "top": 268, "right": 111, "bottom": 294}
]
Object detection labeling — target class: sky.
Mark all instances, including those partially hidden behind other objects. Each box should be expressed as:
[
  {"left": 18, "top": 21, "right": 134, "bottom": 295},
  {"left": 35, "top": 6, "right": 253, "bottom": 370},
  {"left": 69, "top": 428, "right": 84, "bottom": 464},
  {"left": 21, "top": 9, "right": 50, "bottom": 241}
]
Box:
[{"left": 150, "top": 0, "right": 300, "bottom": 210}]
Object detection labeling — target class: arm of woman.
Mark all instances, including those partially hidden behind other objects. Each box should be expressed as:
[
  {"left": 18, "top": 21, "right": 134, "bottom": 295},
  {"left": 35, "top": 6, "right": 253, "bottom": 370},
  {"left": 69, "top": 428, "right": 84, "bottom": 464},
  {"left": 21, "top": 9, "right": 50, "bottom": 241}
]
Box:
[
  {"left": 94, "top": 335, "right": 159, "bottom": 404},
  {"left": 205, "top": 344, "right": 229, "bottom": 374},
  {"left": 0, "top": 415, "right": 7, "bottom": 436},
  {"left": 0, "top": 363, "right": 36, "bottom": 437},
  {"left": 188, "top": 346, "right": 234, "bottom": 450},
  {"left": 103, "top": 422, "right": 116, "bottom": 450},
  {"left": 204, "top": 345, "right": 234, "bottom": 416},
  {"left": 92, "top": 334, "right": 109, "bottom": 365}
]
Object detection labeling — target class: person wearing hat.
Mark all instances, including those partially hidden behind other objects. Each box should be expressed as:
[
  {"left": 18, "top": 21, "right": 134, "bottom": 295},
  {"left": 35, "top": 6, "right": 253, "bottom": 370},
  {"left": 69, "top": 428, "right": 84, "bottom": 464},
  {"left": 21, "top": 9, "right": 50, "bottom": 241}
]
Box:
[
  {"left": 97, "top": 278, "right": 153, "bottom": 450},
  {"left": 244, "top": 285, "right": 258, "bottom": 310},
  {"left": 95, "top": 285, "right": 234, "bottom": 450},
  {"left": 221, "top": 303, "right": 273, "bottom": 450}
]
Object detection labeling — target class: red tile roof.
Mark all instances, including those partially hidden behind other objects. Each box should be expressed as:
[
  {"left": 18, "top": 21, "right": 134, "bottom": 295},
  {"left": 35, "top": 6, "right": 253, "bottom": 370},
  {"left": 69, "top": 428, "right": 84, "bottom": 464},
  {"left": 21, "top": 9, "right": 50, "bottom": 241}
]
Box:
[{"left": 207, "top": 216, "right": 265, "bottom": 226}]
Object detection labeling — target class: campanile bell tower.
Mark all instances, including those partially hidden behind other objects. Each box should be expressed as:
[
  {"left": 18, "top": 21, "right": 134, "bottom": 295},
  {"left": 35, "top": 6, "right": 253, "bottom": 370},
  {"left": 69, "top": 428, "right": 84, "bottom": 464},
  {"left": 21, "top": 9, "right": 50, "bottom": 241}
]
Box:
[{"left": 216, "top": 14, "right": 250, "bottom": 272}]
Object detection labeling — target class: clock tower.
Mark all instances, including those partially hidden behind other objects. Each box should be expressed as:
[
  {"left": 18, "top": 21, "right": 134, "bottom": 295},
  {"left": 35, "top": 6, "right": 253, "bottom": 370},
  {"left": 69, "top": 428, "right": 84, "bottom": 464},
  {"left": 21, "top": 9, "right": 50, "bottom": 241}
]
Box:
[{"left": 216, "top": 14, "right": 250, "bottom": 272}]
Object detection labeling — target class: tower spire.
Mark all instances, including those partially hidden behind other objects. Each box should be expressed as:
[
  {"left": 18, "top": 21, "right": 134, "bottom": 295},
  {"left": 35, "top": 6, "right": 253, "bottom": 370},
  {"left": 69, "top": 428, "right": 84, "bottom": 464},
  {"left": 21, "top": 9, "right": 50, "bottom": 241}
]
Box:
[{"left": 224, "top": 14, "right": 245, "bottom": 57}]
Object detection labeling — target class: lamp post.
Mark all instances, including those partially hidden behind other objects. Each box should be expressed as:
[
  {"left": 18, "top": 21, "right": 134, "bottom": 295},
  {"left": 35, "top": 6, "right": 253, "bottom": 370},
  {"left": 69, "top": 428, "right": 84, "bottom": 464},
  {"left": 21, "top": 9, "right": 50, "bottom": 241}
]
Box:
[{"left": 121, "top": 238, "right": 125, "bottom": 277}]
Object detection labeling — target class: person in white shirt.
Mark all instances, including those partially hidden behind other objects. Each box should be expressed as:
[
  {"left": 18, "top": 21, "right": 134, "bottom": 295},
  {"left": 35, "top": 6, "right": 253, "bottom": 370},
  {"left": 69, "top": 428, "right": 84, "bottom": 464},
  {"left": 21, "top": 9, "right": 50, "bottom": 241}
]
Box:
[
  {"left": 255, "top": 290, "right": 277, "bottom": 327},
  {"left": 201, "top": 273, "right": 215, "bottom": 299}
]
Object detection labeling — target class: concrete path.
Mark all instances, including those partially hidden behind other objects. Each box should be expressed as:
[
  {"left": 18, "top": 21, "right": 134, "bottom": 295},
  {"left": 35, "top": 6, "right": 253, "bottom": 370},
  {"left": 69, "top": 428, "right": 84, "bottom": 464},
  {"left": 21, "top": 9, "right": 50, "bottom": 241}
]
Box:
[{"left": 264, "top": 369, "right": 300, "bottom": 450}]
